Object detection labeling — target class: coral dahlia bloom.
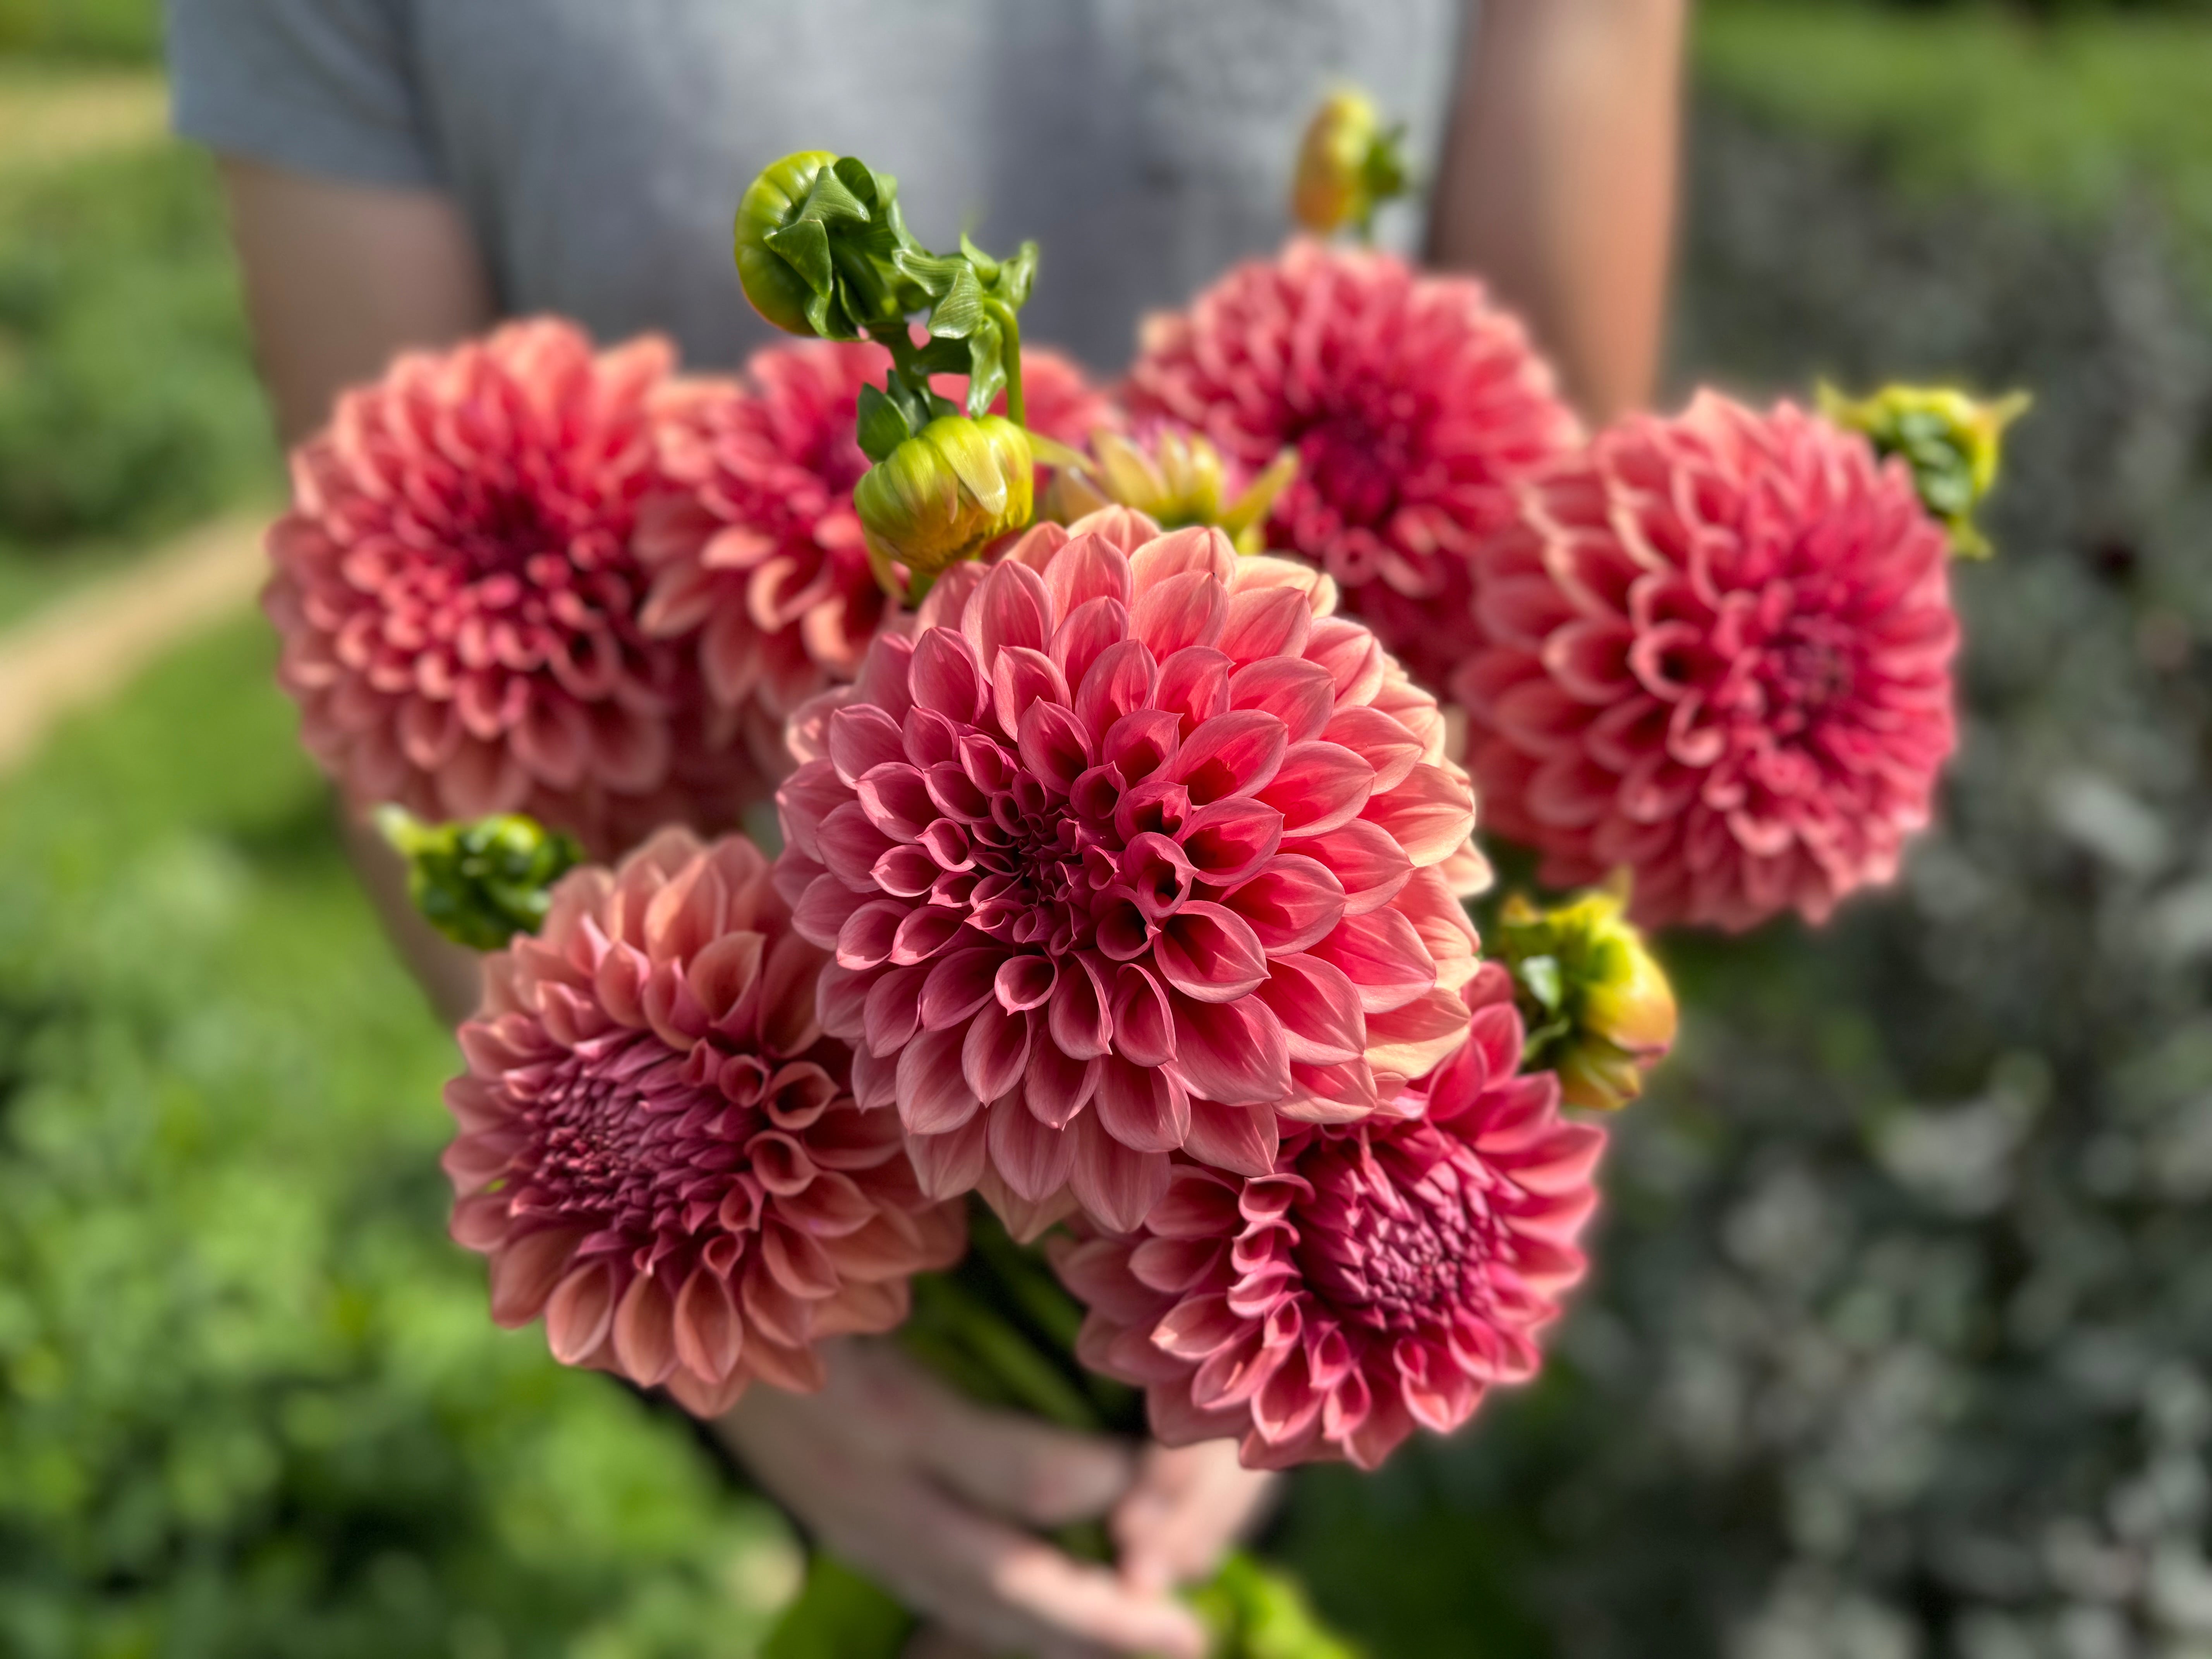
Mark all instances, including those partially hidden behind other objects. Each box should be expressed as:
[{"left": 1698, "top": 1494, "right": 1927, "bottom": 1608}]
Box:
[
  {"left": 1455, "top": 393, "right": 1960, "bottom": 931},
  {"left": 1124, "top": 240, "right": 1581, "bottom": 692},
  {"left": 264, "top": 319, "right": 761, "bottom": 856},
  {"left": 443, "top": 828, "right": 964, "bottom": 1415},
  {"left": 776, "top": 508, "right": 1486, "bottom": 1237},
  {"left": 1056, "top": 965, "right": 1604, "bottom": 1470},
  {"left": 634, "top": 342, "right": 1118, "bottom": 761}
]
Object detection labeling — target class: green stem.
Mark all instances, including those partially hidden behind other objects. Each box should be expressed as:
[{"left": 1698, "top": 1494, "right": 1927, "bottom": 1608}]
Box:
[{"left": 987, "top": 297, "right": 1025, "bottom": 428}]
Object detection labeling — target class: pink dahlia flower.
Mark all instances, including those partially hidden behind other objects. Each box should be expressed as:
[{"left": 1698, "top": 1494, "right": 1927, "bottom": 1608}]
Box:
[
  {"left": 1056, "top": 964, "right": 1604, "bottom": 1470},
  {"left": 775, "top": 507, "right": 1486, "bottom": 1237},
  {"left": 1455, "top": 392, "right": 1960, "bottom": 931},
  {"left": 635, "top": 342, "right": 1118, "bottom": 764},
  {"left": 264, "top": 319, "right": 759, "bottom": 856},
  {"left": 443, "top": 827, "right": 965, "bottom": 1415},
  {"left": 1124, "top": 240, "right": 1581, "bottom": 692}
]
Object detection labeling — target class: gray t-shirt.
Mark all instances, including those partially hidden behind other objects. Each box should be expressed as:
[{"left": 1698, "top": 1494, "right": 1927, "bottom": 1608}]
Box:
[{"left": 167, "top": 0, "right": 1465, "bottom": 373}]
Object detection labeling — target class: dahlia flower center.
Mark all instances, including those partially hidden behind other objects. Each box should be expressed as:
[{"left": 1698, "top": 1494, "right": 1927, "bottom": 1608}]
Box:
[
  {"left": 1295, "top": 1140, "right": 1501, "bottom": 1335},
  {"left": 517, "top": 1034, "right": 748, "bottom": 1229},
  {"left": 1299, "top": 409, "right": 1415, "bottom": 528}
]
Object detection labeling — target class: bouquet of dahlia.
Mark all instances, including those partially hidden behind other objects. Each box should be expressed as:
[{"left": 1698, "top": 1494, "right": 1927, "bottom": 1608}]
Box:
[{"left": 259, "top": 101, "right": 2022, "bottom": 1657}]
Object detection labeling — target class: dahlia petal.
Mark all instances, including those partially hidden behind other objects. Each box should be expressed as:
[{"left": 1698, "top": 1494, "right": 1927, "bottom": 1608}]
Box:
[
  {"left": 1258, "top": 741, "right": 1375, "bottom": 837},
  {"left": 1177, "top": 797, "right": 1284, "bottom": 887},
  {"left": 1321, "top": 705, "right": 1423, "bottom": 794},
  {"left": 1182, "top": 1099, "right": 1281, "bottom": 1179},
  {"left": 896, "top": 1024, "right": 982, "bottom": 1135},
  {"left": 1074, "top": 637, "right": 1159, "bottom": 743},
  {"left": 1025, "top": 1041, "right": 1101, "bottom": 1129},
  {"left": 1168, "top": 993, "right": 1291, "bottom": 1106},
  {"left": 1285, "top": 819, "right": 1412, "bottom": 915},
  {"left": 488, "top": 1228, "right": 581, "bottom": 1328},
  {"left": 987, "top": 1096, "right": 1079, "bottom": 1202},
  {"left": 1017, "top": 699, "right": 1093, "bottom": 793},
  {"left": 1359, "top": 763, "right": 1477, "bottom": 866},
  {"left": 1070, "top": 1113, "right": 1172, "bottom": 1232},
  {"left": 1095, "top": 1056, "right": 1193, "bottom": 1154},
  {"left": 1219, "top": 584, "right": 1314, "bottom": 665},
  {"left": 674, "top": 1266, "right": 745, "bottom": 1384},
  {"left": 1048, "top": 951, "right": 1114, "bottom": 1060},
  {"left": 920, "top": 947, "right": 1003, "bottom": 1030},
  {"left": 829, "top": 704, "right": 908, "bottom": 785},
  {"left": 962, "top": 557, "right": 1053, "bottom": 662},
  {"left": 1257, "top": 954, "right": 1366, "bottom": 1065},
  {"left": 612, "top": 1269, "right": 680, "bottom": 1385},
  {"left": 1173, "top": 709, "right": 1288, "bottom": 805},
  {"left": 1222, "top": 855, "right": 1346, "bottom": 955},
  {"left": 1152, "top": 901, "right": 1269, "bottom": 1002},
  {"left": 1132, "top": 568, "right": 1229, "bottom": 657},
  {"left": 1153, "top": 1293, "right": 1243, "bottom": 1360},
  {"left": 908, "top": 628, "right": 986, "bottom": 722},
  {"left": 1049, "top": 596, "right": 1131, "bottom": 702},
  {"left": 1364, "top": 986, "right": 1476, "bottom": 1080},
  {"left": 1229, "top": 658, "right": 1337, "bottom": 743},
  {"left": 962, "top": 1002, "right": 1034, "bottom": 1104},
  {"left": 1109, "top": 962, "right": 1178, "bottom": 1066},
  {"left": 544, "top": 1261, "right": 618, "bottom": 1364},
  {"left": 1306, "top": 907, "right": 1437, "bottom": 1013},
  {"left": 763, "top": 1220, "right": 841, "bottom": 1299},
  {"left": 1043, "top": 531, "right": 1135, "bottom": 615},
  {"left": 1153, "top": 646, "right": 1232, "bottom": 733}
]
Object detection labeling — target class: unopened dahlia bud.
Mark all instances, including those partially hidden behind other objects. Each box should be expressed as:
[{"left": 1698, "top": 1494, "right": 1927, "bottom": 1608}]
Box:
[
  {"left": 1819, "top": 382, "right": 2030, "bottom": 559},
  {"left": 1291, "top": 88, "right": 1409, "bottom": 239},
  {"left": 1041, "top": 428, "right": 1297, "bottom": 552},
  {"left": 853, "top": 413, "right": 1033, "bottom": 594},
  {"left": 1495, "top": 884, "right": 1677, "bottom": 1112},
  {"left": 376, "top": 807, "right": 584, "bottom": 950},
  {"left": 733, "top": 149, "right": 844, "bottom": 337}
]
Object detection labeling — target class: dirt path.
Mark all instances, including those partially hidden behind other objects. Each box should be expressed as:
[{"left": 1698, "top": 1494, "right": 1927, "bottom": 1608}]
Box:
[
  {"left": 0, "top": 67, "right": 168, "bottom": 177},
  {"left": 0, "top": 511, "right": 267, "bottom": 775}
]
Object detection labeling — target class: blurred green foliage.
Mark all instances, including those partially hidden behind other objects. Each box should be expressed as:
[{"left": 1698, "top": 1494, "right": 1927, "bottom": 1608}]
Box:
[
  {"left": 0, "top": 0, "right": 160, "bottom": 63},
  {"left": 0, "top": 618, "right": 797, "bottom": 1658},
  {"left": 0, "top": 140, "right": 277, "bottom": 558},
  {"left": 1700, "top": 0, "right": 2212, "bottom": 291}
]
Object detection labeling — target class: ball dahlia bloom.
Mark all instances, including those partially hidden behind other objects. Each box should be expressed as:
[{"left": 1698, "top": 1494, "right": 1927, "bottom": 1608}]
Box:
[
  {"left": 443, "top": 827, "right": 964, "bottom": 1415},
  {"left": 264, "top": 319, "right": 759, "bottom": 856},
  {"left": 634, "top": 342, "right": 1118, "bottom": 760},
  {"left": 1123, "top": 240, "right": 1581, "bottom": 692},
  {"left": 776, "top": 508, "right": 1486, "bottom": 1237},
  {"left": 1455, "top": 393, "right": 1960, "bottom": 931},
  {"left": 1056, "top": 965, "right": 1603, "bottom": 1470}
]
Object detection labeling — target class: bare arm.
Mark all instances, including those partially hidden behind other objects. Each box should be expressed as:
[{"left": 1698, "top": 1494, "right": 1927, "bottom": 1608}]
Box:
[
  {"left": 219, "top": 157, "right": 499, "bottom": 1024},
  {"left": 1429, "top": 0, "right": 1688, "bottom": 422}
]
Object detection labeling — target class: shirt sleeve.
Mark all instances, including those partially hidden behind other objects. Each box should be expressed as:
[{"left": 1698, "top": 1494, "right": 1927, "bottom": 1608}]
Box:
[{"left": 166, "top": 0, "right": 440, "bottom": 188}]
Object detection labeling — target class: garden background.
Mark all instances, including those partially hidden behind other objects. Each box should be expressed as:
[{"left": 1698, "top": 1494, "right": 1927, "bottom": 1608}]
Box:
[{"left": 5, "top": 2, "right": 2212, "bottom": 1654}]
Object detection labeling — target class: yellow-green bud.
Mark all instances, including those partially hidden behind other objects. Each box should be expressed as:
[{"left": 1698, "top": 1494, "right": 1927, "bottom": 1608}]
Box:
[
  {"left": 1292, "top": 88, "right": 1410, "bottom": 240},
  {"left": 375, "top": 807, "right": 585, "bottom": 951},
  {"left": 855, "top": 414, "right": 1034, "bottom": 596},
  {"left": 1042, "top": 429, "right": 1297, "bottom": 553},
  {"left": 1818, "top": 382, "right": 2031, "bottom": 560},
  {"left": 1496, "top": 883, "right": 1678, "bottom": 1113},
  {"left": 734, "top": 149, "right": 842, "bottom": 337}
]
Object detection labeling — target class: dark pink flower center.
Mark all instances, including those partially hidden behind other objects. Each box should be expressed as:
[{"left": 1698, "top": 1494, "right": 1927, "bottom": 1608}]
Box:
[
  {"left": 1294, "top": 1135, "right": 1501, "bottom": 1335},
  {"left": 511, "top": 1033, "right": 756, "bottom": 1242},
  {"left": 1298, "top": 404, "right": 1418, "bottom": 530}
]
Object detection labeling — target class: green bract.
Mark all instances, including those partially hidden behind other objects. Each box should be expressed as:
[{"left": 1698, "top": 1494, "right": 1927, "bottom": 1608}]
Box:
[
  {"left": 734, "top": 149, "right": 842, "bottom": 336},
  {"left": 854, "top": 414, "right": 1033, "bottom": 597},
  {"left": 1494, "top": 883, "right": 1678, "bottom": 1113},
  {"left": 1819, "top": 381, "right": 2031, "bottom": 559},
  {"left": 374, "top": 807, "right": 584, "bottom": 951}
]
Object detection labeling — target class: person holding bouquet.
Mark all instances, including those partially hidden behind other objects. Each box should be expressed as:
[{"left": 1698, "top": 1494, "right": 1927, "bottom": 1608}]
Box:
[{"left": 167, "top": 2, "right": 1688, "bottom": 1653}]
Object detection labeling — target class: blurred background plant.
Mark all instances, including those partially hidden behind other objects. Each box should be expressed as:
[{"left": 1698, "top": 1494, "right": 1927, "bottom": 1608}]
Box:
[{"left": 10, "top": 0, "right": 2212, "bottom": 1654}]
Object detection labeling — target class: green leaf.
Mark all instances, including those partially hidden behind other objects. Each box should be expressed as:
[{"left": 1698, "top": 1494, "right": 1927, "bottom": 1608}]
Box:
[
  {"left": 908, "top": 335, "right": 974, "bottom": 378},
  {"left": 927, "top": 264, "right": 986, "bottom": 339},
  {"left": 989, "top": 239, "right": 1040, "bottom": 311},
  {"left": 760, "top": 1556, "right": 913, "bottom": 1659},
  {"left": 797, "top": 164, "right": 871, "bottom": 228},
  {"left": 958, "top": 232, "right": 1001, "bottom": 283},
  {"left": 855, "top": 383, "right": 914, "bottom": 464},
  {"left": 763, "top": 220, "right": 834, "bottom": 298},
  {"left": 962, "top": 321, "right": 1007, "bottom": 419}
]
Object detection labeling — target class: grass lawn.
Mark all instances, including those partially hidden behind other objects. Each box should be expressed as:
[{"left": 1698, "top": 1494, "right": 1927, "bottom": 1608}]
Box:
[{"left": 0, "top": 619, "right": 798, "bottom": 1657}]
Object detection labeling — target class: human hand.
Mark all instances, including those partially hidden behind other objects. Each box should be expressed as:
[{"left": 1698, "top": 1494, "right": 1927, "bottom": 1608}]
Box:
[{"left": 715, "top": 1338, "right": 1229, "bottom": 1659}]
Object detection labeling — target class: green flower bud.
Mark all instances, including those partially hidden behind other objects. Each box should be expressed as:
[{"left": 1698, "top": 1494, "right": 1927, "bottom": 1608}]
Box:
[
  {"left": 734, "top": 149, "right": 844, "bottom": 336},
  {"left": 1496, "top": 883, "right": 1678, "bottom": 1113},
  {"left": 375, "top": 806, "right": 584, "bottom": 951},
  {"left": 854, "top": 414, "right": 1034, "bottom": 596},
  {"left": 1819, "top": 382, "right": 2031, "bottom": 560},
  {"left": 1292, "top": 87, "right": 1410, "bottom": 240},
  {"left": 1042, "top": 429, "right": 1298, "bottom": 554}
]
